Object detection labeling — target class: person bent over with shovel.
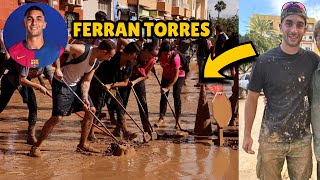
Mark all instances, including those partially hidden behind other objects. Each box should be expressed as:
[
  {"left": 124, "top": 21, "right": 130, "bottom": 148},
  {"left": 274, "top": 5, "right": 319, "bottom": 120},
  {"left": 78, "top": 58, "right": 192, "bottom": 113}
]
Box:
[
  {"left": 30, "top": 40, "right": 116, "bottom": 157},
  {"left": 88, "top": 42, "right": 141, "bottom": 141}
]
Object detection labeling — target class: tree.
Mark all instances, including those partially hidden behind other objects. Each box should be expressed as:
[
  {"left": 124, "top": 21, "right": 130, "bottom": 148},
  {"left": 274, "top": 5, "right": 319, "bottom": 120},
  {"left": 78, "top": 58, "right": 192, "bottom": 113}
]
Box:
[
  {"left": 214, "top": 1, "right": 226, "bottom": 19},
  {"left": 215, "top": 15, "right": 238, "bottom": 37},
  {"left": 238, "top": 16, "right": 281, "bottom": 74}
]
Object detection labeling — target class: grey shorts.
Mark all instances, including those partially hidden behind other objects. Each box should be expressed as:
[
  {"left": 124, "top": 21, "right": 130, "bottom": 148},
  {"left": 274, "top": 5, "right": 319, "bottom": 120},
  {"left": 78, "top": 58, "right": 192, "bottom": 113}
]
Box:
[
  {"left": 52, "top": 78, "right": 94, "bottom": 116},
  {"left": 257, "top": 135, "right": 312, "bottom": 180}
]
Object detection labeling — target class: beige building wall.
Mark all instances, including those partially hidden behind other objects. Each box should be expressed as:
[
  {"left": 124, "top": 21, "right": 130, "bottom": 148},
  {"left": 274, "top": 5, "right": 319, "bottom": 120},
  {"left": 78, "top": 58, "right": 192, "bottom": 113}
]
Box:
[
  {"left": 188, "top": 0, "right": 196, "bottom": 18},
  {"left": 195, "top": 1, "right": 201, "bottom": 19},
  {"left": 83, "top": 0, "right": 99, "bottom": 20},
  {"left": 83, "top": 0, "right": 114, "bottom": 21},
  {"left": 200, "top": 0, "right": 207, "bottom": 19}
]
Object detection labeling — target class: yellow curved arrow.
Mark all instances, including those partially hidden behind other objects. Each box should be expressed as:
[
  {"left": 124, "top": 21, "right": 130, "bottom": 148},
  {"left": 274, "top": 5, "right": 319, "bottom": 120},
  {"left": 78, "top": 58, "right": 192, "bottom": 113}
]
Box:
[{"left": 204, "top": 42, "right": 258, "bottom": 78}]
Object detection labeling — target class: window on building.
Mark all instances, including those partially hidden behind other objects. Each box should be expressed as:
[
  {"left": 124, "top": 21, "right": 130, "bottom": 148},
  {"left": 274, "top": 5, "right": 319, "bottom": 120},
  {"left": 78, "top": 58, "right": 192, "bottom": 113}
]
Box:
[
  {"left": 307, "top": 24, "right": 314, "bottom": 31},
  {"left": 269, "top": 22, "right": 273, "bottom": 30},
  {"left": 172, "top": 0, "right": 178, "bottom": 6},
  {"left": 179, "top": 0, "right": 183, "bottom": 7},
  {"left": 305, "top": 47, "right": 311, "bottom": 51},
  {"left": 309, "top": 36, "right": 313, "bottom": 41},
  {"left": 99, "top": 0, "right": 109, "bottom": 11}
]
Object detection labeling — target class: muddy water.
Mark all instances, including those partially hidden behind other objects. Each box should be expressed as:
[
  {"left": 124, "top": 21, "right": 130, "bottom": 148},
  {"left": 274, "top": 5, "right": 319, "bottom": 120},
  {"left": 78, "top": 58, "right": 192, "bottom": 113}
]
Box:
[{"left": 0, "top": 61, "right": 238, "bottom": 179}]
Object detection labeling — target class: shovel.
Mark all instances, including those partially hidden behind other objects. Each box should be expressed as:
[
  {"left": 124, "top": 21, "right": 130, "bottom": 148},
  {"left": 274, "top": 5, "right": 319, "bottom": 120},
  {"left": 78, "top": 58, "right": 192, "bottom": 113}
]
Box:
[
  {"left": 60, "top": 80, "right": 121, "bottom": 144},
  {"left": 60, "top": 79, "right": 137, "bottom": 156},
  {"left": 152, "top": 67, "right": 190, "bottom": 134},
  {"left": 93, "top": 74, "right": 152, "bottom": 143},
  {"left": 45, "top": 92, "right": 108, "bottom": 138},
  {"left": 131, "top": 86, "right": 158, "bottom": 140}
]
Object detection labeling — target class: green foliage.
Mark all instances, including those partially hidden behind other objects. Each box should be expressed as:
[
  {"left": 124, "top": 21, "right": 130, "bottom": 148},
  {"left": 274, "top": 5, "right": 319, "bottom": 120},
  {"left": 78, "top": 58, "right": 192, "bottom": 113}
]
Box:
[
  {"left": 214, "top": 15, "right": 239, "bottom": 37},
  {"left": 238, "top": 16, "right": 282, "bottom": 74}
]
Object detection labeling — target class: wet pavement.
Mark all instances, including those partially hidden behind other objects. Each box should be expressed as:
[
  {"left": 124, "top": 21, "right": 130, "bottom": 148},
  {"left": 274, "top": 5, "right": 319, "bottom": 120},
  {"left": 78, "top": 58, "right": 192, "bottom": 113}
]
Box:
[{"left": 0, "top": 61, "right": 238, "bottom": 179}]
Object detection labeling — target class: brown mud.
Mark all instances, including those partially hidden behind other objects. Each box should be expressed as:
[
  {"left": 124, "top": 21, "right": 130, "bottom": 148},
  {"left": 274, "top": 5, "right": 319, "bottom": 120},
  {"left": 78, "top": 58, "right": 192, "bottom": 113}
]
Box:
[{"left": 0, "top": 62, "right": 238, "bottom": 179}]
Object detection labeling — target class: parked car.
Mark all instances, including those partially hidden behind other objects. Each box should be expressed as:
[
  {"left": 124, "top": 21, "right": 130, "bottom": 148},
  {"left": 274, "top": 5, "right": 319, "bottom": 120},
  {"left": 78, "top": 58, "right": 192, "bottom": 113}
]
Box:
[{"left": 239, "top": 73, "right": 250, "bottom": 99}]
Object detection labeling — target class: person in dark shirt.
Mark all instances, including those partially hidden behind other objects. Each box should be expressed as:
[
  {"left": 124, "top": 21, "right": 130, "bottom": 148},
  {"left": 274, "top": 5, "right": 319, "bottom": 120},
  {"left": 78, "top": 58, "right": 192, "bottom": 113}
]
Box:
[
  {"left": 0, "top": 60, "right": 52, "bottom": 145},
  {"left": 89, "top": 42, "right": 141, "bottom": 141},
  {"left": 214, "top": 24, "right": 227, "bottom": 57},
  {"left": 121, "top": 42, "right": 158, "bottom": 137},
  {"left": 193, "top": 38, "right": 211, "bottom": 86},
  {"left": 243, "top": 2, "right": 319, "bottom": 179}
]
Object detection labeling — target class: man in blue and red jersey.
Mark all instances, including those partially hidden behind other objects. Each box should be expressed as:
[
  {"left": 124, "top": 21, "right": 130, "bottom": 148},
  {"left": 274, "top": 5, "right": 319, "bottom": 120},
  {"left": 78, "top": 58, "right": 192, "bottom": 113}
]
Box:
[{"left": 8, "top": 5, "right": 64, "bottom": 68}]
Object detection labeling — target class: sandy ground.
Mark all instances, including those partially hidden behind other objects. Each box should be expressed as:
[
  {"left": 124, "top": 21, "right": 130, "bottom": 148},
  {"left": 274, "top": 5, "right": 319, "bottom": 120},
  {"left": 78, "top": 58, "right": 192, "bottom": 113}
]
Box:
[
  {"left": 0, "top": 61, "right": 238, "bottom": 179},
  {"left": 239, "top": 96, "right": 317, "bottom": 179}
]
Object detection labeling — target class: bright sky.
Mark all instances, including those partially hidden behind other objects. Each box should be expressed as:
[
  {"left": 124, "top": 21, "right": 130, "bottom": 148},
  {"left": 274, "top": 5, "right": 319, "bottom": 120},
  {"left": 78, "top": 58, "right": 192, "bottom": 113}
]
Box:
[
  {"left": 239, "top": 0, "right": 320, "bottom": 35},
  {"left": 208, "top": 0, "right": 239, "bottom": 18}
]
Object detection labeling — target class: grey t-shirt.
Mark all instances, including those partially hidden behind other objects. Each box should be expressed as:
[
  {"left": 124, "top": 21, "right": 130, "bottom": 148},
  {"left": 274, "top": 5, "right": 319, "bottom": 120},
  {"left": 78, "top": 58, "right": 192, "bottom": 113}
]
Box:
[
  {"left": 248, "top": 46, "right": 319, "bottom": 142},
  {"left": 19, "top": 65, "right": 52, "bottom": 80}
]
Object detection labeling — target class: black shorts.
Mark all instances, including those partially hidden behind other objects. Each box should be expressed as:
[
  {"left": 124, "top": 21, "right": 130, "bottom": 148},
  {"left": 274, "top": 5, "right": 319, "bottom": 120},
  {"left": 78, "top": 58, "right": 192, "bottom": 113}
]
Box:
[{"left": 52, "top": 78, "right": 94, "bottom": 116}]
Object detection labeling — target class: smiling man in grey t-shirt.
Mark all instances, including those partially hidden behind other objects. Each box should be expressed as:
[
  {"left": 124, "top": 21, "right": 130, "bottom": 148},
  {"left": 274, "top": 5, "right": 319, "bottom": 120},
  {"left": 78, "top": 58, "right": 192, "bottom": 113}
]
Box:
[{"left": 242, "top": 2, "right": 320, "bottom": 179}]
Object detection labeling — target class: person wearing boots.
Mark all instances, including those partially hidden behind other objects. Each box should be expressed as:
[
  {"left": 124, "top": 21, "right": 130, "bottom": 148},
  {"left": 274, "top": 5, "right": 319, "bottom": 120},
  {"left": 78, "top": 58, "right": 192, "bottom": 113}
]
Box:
[{"left": 88, "top": 42, "right": 141, "bottom": 141}]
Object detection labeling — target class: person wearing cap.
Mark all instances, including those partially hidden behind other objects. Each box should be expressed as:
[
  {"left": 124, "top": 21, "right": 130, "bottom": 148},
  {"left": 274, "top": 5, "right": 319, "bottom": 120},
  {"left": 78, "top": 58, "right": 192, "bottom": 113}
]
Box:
[
  {"left": 29, "top": 39, "right": 116, "bottom": 157},
  {"left": 242, "top": 2, "right": 319, "bottom": 179},
  {"left": 311, "top": 20, "right": 320, "bottom": 178}
]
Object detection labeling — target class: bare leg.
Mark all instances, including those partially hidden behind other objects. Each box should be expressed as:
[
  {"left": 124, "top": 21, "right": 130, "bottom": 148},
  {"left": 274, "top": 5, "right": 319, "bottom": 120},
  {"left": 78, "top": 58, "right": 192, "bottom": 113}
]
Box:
[
  {"left": 79, "top": 107, "right": 95, "bottom": 147},
  {"left": 77, "top": 107, "right": 101, "bottom": 153},
  {"left": 35, "top": 116, "right": 62, "bottom": 147},
  {"left": 30, "top": 116, "right": 62, "bottom": 157}
]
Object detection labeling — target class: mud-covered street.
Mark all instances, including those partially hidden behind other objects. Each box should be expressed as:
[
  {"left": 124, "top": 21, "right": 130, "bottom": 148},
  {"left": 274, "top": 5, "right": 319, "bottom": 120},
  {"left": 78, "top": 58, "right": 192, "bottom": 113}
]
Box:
[{"left": 0, "top": 61, "right": 238, "bottom": 179}]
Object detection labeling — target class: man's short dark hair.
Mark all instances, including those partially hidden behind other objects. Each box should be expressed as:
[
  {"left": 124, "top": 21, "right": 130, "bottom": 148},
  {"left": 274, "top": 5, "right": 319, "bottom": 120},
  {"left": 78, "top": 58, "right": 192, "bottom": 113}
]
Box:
[
  {"left": 215, "top": 24, "right": 223, "bottom": 33},
  {"left": 98, "top": 39, "right": 116, "bottom": 52},
  {"left": 24, "top": 5, "right": 45, "bottom": 17},
  {"left": 123, "top": 42, "right": 141, "bottom": 54},
  {"left": 95, "top": 11, "right": 107, "bottom": 20}
]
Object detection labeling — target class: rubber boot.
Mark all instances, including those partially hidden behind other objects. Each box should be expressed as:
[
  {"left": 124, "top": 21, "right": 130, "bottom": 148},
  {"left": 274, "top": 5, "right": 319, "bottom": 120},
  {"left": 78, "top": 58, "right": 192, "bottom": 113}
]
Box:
[{"left": 27, "top": 125, "right": 37, "bottom": 145}]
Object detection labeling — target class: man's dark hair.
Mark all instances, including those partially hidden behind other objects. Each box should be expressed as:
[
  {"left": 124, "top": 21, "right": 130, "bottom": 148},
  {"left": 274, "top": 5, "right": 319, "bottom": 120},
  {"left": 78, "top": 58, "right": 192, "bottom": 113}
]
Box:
[
  {"left": 158, "top": 41, "right": 172, "bottom": 57},
  {"left": 24, "top": 5, "right": 45, "bottom": 17},
  {"left": 215, "top": 24, "right": 223, "bottom": 33},
  {"left": 123, "top": 42, "right": 141, "bottom": 54},
  {"left": 143, "top": 42, "right": 158, "bottom": 52},
  {"left": 98, "top": 39, "right": 116, "bottom": 52},
  {"left": 95, "top": 11, "right": 107, "bottom": 20}
]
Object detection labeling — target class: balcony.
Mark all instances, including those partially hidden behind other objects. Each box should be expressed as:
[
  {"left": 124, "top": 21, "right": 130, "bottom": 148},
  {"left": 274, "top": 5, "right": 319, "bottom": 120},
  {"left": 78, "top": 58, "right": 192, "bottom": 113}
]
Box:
[
  {"left": 172, "top": 6, "right": 184, "bottom": 16},
  {"left": 157, "top": 1, "right": 172, "bottom": 12},
  {"left": 127, "top": 0, "right": 157, "bottom": 10}
]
